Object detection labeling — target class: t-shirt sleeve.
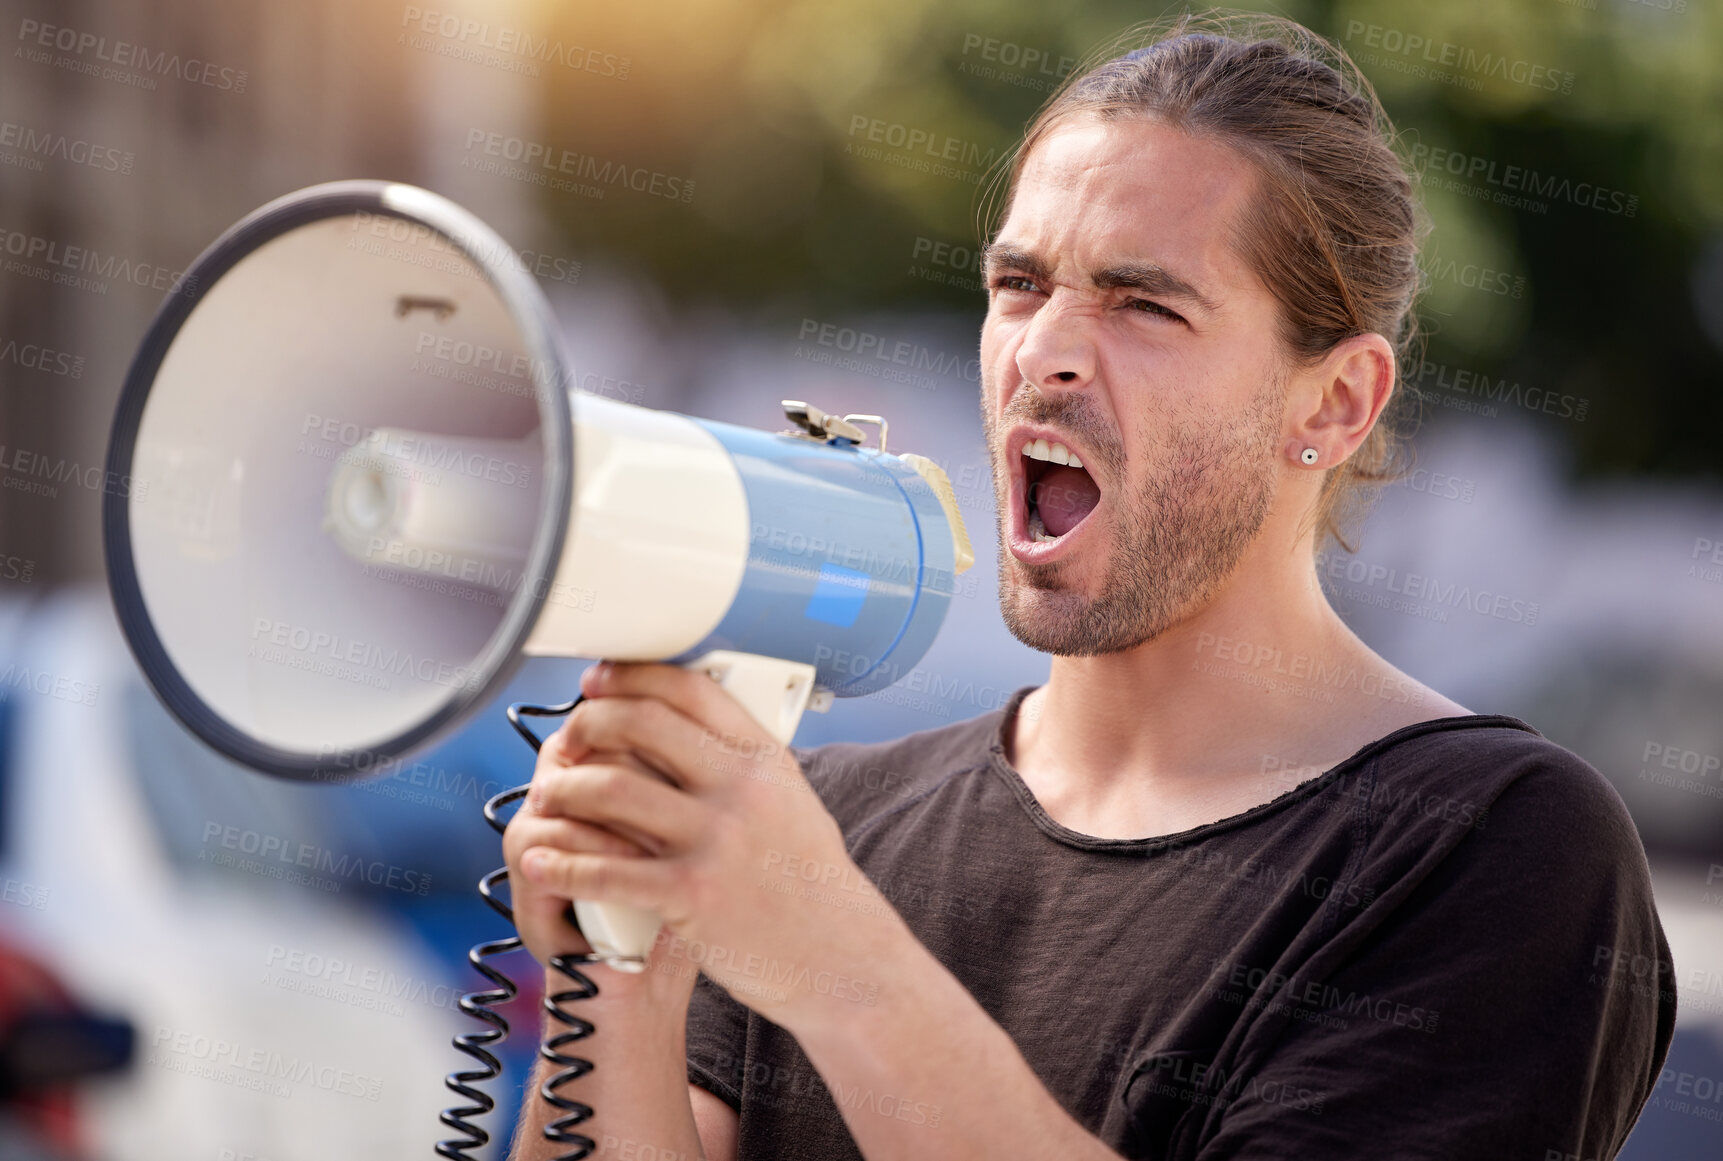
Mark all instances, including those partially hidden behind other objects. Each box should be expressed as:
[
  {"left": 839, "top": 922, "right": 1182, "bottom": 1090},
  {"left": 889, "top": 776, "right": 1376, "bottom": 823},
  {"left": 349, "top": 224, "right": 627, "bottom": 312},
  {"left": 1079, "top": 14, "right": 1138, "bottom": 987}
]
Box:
[
  {"left": 685, "top": 970, "right": 749, "bottom": 1111},
  {"left": 1177, "top": 744, "right": 1676, "bottom": 1161}
]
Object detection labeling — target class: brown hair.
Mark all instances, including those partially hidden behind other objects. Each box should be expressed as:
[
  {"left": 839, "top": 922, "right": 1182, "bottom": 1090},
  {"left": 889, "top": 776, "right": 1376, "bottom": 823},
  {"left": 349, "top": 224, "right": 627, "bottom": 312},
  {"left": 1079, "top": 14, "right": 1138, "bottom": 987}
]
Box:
[{"left": 982, "top": 11, "right": 1427, "bottom": 554}]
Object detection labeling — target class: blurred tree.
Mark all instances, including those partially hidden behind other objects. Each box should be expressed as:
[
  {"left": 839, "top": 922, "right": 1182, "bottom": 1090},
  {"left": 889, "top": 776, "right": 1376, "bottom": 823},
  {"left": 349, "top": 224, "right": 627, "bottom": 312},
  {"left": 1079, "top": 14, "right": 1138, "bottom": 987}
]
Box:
[{"left": 533, "top": 0, "right": 1723, "bottom": 481}]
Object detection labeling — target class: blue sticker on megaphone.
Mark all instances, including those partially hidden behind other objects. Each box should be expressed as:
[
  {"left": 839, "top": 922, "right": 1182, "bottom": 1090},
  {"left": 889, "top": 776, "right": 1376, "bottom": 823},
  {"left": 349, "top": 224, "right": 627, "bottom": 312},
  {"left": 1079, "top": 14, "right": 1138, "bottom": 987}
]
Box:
[{"left": 804, "top": 562, "right": 871, "bottom": 628}]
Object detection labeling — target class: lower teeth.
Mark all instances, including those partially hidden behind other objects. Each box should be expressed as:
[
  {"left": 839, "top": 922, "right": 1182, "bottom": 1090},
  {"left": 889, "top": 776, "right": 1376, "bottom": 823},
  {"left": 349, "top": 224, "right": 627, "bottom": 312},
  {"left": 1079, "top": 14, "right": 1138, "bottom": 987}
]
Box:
[{"left": 1028, "top": 508, "right": 1058, "bottom": 543}]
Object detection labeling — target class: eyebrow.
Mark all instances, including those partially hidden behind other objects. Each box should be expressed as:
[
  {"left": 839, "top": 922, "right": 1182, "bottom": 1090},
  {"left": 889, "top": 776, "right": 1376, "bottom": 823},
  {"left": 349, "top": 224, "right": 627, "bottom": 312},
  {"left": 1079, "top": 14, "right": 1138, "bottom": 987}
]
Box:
[{"left": 981, "top": 242, "right": 1219, "bottom": 314}]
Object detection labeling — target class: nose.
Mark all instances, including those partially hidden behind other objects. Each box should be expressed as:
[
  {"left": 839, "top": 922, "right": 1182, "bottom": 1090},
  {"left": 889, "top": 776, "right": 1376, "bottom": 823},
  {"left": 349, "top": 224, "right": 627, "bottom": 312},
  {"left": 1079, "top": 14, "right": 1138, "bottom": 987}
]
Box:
[{"left": 1013, "top": 295, "right": 1097, "bottom": 393}]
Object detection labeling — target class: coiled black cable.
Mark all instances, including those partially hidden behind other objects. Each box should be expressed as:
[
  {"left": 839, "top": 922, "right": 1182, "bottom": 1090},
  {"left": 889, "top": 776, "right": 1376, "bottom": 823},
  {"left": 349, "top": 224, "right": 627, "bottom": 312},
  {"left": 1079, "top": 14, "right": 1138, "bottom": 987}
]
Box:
[
  {"left": 438, "top": 694, "right": 605, "bottom": 1161},
  {"left": 436, "top": 782, "right": 528, "bottom": 1160}
]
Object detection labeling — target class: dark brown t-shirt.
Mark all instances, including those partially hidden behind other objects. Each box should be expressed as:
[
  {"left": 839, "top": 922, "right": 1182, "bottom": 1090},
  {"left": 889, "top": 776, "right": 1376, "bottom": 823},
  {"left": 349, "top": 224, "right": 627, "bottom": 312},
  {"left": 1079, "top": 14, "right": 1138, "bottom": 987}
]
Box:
[{"left": 686, "top": 686, "right": 1676, "bottom": 1160}]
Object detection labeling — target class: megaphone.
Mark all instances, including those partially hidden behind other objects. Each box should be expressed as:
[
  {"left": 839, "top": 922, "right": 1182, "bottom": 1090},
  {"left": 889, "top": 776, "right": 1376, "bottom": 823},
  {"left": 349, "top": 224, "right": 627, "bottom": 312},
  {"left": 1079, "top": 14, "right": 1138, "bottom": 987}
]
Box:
[{"left": 101, "top": 180, "right": 974, "bottom": 969}]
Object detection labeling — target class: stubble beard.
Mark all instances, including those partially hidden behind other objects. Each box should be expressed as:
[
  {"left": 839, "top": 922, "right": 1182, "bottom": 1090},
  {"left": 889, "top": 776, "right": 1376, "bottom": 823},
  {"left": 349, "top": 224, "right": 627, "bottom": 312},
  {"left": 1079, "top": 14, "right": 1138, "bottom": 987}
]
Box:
[{"left": 984, "top": 375, "right": 1283, "bottom": 657}]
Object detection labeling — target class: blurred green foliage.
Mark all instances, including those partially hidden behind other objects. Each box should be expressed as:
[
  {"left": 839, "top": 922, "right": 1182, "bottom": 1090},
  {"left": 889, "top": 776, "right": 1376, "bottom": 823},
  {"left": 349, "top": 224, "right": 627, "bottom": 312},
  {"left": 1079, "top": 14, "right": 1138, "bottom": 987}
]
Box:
[{"left": 536, "top": 0, "right": 1723, "bottom": 482}]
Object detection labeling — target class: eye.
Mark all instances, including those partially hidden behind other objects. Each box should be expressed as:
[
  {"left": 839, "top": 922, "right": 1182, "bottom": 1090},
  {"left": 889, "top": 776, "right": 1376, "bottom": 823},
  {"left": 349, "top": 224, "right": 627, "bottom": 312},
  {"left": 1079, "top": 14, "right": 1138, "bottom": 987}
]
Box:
[
  {"left": 1126, "top": 297, "right": 1185, "bottom": 323},
  {"left": 990, "top": 275, "right": 1041, "bottom": 295}
]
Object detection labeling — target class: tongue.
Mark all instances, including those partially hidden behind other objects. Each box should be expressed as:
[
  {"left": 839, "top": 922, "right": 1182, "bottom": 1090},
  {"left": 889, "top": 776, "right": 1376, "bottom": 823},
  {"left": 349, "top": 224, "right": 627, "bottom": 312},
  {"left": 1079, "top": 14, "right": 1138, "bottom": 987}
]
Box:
[{"left": 1033, "top": 464, "right": 1101, "bottom": 537}]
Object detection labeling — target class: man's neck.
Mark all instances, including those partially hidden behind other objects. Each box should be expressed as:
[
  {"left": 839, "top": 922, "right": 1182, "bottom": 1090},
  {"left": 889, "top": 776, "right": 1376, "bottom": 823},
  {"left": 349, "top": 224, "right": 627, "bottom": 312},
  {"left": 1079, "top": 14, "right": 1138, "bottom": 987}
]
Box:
[{"left": 1006, "top": 560, "right": 1467, "bottom": 840}]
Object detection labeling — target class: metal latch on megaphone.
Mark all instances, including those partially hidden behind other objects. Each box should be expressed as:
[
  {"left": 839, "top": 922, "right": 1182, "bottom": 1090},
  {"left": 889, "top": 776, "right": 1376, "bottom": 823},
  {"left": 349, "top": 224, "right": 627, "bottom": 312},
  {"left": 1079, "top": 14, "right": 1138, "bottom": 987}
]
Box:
[{"left": 780, "top": 400, "right": 890, "bottom": 453}]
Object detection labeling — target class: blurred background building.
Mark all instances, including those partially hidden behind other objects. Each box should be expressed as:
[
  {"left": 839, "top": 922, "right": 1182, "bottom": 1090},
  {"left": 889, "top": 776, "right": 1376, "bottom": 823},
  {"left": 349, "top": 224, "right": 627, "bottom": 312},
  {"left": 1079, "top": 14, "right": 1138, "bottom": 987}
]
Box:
[{"left": 0, "top": 0, "right": 1718, "bottom": 1157}]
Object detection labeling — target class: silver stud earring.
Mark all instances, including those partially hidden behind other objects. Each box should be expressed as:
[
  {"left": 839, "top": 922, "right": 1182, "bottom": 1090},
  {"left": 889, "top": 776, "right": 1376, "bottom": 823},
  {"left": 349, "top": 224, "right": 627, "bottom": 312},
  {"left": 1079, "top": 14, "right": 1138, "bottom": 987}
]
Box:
[{"left": 1300, "top": 447, "right": 1319, "bottom": 465}]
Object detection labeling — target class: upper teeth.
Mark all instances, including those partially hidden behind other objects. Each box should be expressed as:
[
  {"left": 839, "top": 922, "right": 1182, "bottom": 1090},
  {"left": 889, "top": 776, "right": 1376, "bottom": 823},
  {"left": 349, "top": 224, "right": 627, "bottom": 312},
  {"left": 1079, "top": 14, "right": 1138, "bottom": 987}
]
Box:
[{"left": 1023, "top": 438, "right": 1081, "bottom": 468}]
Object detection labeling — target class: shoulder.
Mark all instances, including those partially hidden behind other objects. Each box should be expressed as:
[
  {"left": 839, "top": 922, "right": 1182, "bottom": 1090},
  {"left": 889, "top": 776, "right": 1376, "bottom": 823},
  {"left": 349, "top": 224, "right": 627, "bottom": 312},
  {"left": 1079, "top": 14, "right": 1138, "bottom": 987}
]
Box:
[
  {"left": 789, "top": 688, "right": 1032, "bottom": 834},
  {"left": 1359, "top": 716, "right": 1651, "bottom": 890},
  {"left": 1373, "top": 716, "right": 1627, "bottom": 816}
]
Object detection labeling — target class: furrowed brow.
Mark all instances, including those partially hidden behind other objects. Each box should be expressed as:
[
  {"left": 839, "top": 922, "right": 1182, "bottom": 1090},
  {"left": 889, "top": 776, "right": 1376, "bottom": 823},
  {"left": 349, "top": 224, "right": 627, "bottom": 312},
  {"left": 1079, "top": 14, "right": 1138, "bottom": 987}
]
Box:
[
  {"left": 983, "top": 244, "right": 1218, "bottom": 314},
  {"left": 981, "top": 243, "right": 1053, "bottom": 283},
  {"left": 1092, "top": 263, "right": 1218, "bottom": 313}
]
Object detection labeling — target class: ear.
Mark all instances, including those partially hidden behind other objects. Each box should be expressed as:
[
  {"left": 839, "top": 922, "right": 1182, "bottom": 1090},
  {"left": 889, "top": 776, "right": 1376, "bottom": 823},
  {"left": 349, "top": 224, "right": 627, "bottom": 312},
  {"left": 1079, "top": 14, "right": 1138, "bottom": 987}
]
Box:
[{"left": 1281, "top": 333, "right": 1395, "bottom": 467}]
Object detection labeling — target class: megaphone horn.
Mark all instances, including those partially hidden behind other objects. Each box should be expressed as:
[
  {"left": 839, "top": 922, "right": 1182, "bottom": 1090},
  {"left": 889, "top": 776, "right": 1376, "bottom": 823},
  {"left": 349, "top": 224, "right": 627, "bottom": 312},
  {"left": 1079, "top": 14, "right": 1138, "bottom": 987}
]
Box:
[{"left": 103, "top": 180, "right": 973, "bottom": 968}]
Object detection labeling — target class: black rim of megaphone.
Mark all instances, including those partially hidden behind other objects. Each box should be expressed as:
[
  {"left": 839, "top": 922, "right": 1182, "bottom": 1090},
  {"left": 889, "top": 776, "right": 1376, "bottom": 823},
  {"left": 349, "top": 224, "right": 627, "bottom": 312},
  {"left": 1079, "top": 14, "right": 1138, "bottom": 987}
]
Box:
[{"left": 101, "top": 180, "right": 575, "bottom": 783}]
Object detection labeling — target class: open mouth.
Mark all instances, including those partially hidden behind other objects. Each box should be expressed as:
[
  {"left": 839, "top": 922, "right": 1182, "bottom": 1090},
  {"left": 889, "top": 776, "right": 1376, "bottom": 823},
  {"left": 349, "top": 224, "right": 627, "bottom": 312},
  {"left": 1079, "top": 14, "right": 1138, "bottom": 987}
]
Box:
[{"left": 1014, "top": 434, "right": 1102, "bottom": 557}]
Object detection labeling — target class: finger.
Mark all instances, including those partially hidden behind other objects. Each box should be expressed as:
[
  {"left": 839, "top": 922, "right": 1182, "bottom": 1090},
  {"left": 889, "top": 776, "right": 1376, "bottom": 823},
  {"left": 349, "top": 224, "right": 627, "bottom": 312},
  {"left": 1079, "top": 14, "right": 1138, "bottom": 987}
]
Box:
[
  {"left": 562, "top": 691, "right": 779, "bottom": 797},
  {"left": 518, "top": 848, "right": 685, "bottom": 920},
  {"left": 546, "top": 709, "right": 710, "bottom": 785},
  {"left": 533, "top": 760, "right": 706, "bottom": 851},
  {"left": 512, "top": 802, "right": 666, "bottom": 861},
  {"left": 559, "top": 694, "right": 721, "bottom": 793},
  {"left": 529, "top": 744, "right": 672, "bottom": 856},
  {"left": 583, "top": 660, "right": 780, "bottom": 751},
  {"left": 505, "top": 813, "right": 653, "bottom": 861},
  {"left": 532, "top": 742, "right": 666, "bottom": 796}
]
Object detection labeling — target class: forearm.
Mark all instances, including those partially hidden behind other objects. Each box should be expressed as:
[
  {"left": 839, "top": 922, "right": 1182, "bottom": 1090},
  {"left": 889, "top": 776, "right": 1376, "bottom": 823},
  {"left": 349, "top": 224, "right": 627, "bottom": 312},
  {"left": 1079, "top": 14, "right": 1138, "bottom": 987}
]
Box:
[
  {"left": 509, "top": 966, "right": 704, "bottom": 1161},
  {"left": 785, "top": 922, "right": 1120, "bottom": 1161}
]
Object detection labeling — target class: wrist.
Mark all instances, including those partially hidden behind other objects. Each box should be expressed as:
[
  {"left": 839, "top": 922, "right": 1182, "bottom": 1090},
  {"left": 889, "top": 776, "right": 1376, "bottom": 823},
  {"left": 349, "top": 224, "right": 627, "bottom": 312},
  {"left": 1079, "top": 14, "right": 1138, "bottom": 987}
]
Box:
[
  {"left": 773, "top": 912, "right": 922, "bottom": 1044},
  {"left": 541, "top": 958, "right": 691, "bottom": 1030}
]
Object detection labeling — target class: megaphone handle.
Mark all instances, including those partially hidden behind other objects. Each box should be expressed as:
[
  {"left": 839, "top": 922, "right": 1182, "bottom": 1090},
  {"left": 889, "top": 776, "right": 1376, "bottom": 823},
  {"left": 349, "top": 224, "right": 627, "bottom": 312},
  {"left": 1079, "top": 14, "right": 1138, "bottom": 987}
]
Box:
[
  {"left": 439, "top": 659, "right": 821, "bottom": 1158},
  {"left": 572, "top": 651, "right": 820, "bottom": 969}
]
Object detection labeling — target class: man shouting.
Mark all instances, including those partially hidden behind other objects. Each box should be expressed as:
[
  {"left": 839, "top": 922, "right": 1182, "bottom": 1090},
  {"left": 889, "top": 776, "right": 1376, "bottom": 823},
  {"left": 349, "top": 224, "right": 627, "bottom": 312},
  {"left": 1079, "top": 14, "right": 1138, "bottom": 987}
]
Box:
[{"left": 503, "top": 13, "right": 1673, "bottom": 1160}]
